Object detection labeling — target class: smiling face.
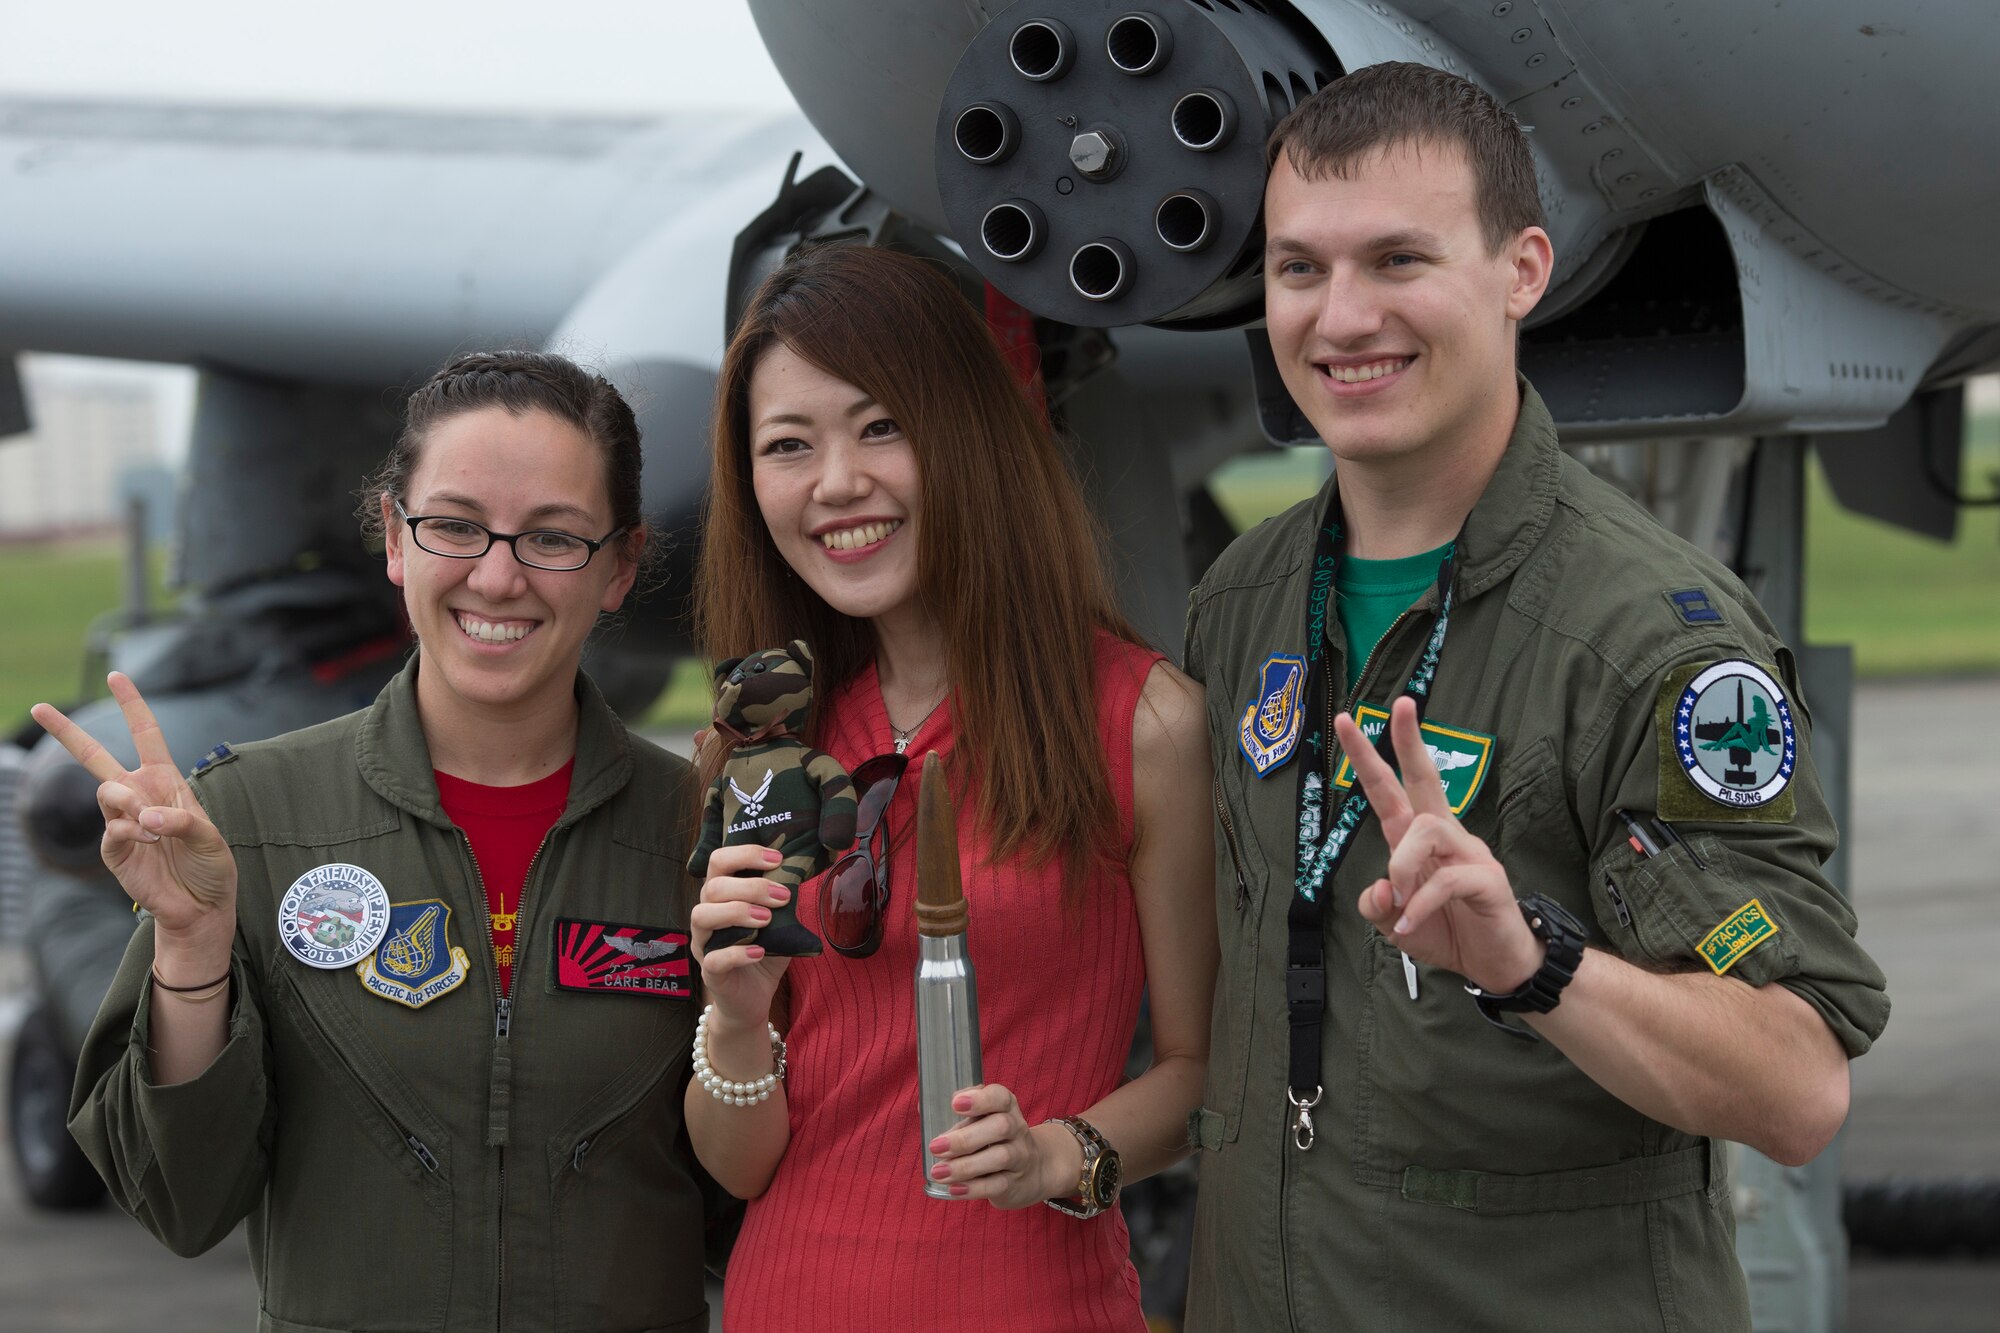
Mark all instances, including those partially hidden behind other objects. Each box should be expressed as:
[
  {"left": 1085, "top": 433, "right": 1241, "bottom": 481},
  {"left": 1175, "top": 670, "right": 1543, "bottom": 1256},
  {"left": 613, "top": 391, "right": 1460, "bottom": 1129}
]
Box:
[
  {"left": 747, "top": 342, "right": 923, "bottom": 630},
  {"left": 1263, "top": 140, "right": 1551, "bottom": 471},
  {"left": 383, "top": 405, "right": 638, "bottom": 723}
]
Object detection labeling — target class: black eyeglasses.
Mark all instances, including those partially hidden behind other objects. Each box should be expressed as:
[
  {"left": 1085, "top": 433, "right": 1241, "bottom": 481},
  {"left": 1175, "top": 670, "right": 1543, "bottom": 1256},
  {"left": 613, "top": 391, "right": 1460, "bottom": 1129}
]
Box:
[
  {"left": 821, "top": 753, "right": 909, "bottom": 958},
  {"left": 395, "top": 500, "right": 625, "bottom": 572}
]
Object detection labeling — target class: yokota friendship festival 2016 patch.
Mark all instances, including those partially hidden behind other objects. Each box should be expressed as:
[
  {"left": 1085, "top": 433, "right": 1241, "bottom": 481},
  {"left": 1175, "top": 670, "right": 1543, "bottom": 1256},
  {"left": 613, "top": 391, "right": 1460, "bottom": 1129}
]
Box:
[
  {"left": 1658, "top": 659, "right": 1798, "bottom": 822},
  {"left": 279, "top": 863, "right": 392, "bottom": 969}
]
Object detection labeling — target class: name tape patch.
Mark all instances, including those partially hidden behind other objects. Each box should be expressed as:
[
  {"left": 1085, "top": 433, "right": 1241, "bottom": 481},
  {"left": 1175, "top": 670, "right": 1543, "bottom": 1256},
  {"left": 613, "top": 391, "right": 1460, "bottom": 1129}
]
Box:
[
  {"left": 554, "top": 918, "right": 692, "bottom": 998},
  {"left": 1332, "top": 706, "right": 1496, "bottom": 816},
  {"left": 1698, "top": 898, "right": 1781, "bottom": 976}
]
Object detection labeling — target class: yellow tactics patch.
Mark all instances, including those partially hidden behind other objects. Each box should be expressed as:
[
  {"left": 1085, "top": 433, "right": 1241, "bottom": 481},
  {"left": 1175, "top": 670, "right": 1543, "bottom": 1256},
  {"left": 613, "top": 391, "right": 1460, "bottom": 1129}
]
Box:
[{"left": 1698, "top": 899, "right": 1780, "bottom": 976}]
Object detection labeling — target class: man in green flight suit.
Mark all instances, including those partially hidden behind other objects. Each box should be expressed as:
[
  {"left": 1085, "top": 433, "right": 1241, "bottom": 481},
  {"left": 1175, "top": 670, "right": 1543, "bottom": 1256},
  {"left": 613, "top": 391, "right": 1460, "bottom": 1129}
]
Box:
[{"left": 1182, "top": 63, "right": 1889, "bottom": 1329}]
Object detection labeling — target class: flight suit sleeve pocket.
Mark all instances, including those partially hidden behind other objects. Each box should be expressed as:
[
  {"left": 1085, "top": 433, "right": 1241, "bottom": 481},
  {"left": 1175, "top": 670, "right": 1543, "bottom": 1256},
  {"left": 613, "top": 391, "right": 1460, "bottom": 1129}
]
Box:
[{"left": 1594, "top": 833, "right": 1802, "bottom": 984}]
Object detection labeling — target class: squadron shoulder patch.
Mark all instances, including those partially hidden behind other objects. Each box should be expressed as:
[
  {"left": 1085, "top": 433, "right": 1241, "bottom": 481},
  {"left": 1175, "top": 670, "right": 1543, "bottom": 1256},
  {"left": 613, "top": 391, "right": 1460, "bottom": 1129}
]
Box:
[
  {"left": 1333, "top": 705, "right": 1495, "bottom": 816},
  {"left": 279, "top": 863, "right": 392, "bottom": 969},
  {"left": 356, "top": 900, "right": 470, "bottom": 1008},
  {"left": 1658, "top": 659, "right": 1798, "bottom": 822},
  {"left": 553, "top": 918, "right": 692, "bottom": 998},
  {"left": 1698, "top": 899, "right": 1781, "bottom": 975},
  {"left": 1239, "top": 654, "right": 1307, "bottom": 777}
]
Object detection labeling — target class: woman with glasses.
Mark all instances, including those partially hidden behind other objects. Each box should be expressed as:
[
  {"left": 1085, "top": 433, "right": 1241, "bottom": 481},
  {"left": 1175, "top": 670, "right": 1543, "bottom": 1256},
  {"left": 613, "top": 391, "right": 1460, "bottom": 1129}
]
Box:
[
  {"left": 687, "top": 246, "right": 1219, "bottom": 1331},
  {"left": 43, "top": 351, "right": 720, "bottom": 1332}
]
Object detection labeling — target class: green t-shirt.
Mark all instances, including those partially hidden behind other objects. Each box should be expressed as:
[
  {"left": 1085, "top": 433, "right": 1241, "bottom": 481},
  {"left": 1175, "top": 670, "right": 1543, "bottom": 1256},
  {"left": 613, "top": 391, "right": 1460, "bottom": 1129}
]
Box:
[{"left": 1335, "top": 542, "right": 1454, "bottom": 694}]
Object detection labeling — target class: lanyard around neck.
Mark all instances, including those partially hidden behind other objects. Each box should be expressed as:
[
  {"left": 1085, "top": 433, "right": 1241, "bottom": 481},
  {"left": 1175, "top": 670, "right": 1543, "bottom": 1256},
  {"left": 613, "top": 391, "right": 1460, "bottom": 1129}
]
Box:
[{"left": 1284, "top": 487, "right": 1458, "bottom": 1148}]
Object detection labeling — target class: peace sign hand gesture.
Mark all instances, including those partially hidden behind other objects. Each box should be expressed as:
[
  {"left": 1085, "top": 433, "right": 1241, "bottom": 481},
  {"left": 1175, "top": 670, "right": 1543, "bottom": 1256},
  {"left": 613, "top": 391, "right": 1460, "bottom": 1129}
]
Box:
[
  {"left": 1334, "top": 696, "right": 1543, "bottom": 996},
  {"left": 31, "top": 673, "right": 239, "bottom": 956}
]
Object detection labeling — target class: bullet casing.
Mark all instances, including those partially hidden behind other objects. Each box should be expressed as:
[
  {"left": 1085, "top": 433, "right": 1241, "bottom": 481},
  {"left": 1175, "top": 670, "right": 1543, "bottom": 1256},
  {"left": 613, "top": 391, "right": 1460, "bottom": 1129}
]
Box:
[{"left": 916, "top": 932, "right": 982, "bottom": 1198}]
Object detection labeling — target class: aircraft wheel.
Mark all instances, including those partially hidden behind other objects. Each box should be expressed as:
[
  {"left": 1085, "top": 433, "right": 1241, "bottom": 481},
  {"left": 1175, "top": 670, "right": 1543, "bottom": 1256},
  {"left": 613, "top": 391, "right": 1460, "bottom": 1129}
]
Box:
[{"left": 6, "top": 1005, "right": 105, "bottom": 1210}]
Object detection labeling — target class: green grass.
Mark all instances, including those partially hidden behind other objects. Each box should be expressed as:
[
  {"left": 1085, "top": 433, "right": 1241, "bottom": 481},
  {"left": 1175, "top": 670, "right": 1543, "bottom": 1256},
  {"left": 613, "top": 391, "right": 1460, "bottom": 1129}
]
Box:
[
  {"left": 0, "top": 539, "right": 175, "bottom": 728},
  {"left": 640, "top": 656, "right": 716, "bottom": 731},
  {"left": 3, "top": 422, "right": 1995, "bottom": 735},
  {"left": 1805, "top": 432, "right": 2000, "bottom": 676}
]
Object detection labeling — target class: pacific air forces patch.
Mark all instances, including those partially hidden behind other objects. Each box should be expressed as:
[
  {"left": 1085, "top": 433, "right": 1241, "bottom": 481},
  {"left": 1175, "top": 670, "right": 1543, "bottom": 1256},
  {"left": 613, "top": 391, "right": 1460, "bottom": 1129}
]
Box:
[
  {"left": 1659, "top": 659, "right": 1797, "bottom": 822},
  {"left": 1240, "top": 654, "right": 1307, "bottom": 777},
  {"left": 356, "top": 900, "right": 470, "bottom": 1009},
  {"left": 1332, "top": 705, "right": 1495, "bottom": 815}
]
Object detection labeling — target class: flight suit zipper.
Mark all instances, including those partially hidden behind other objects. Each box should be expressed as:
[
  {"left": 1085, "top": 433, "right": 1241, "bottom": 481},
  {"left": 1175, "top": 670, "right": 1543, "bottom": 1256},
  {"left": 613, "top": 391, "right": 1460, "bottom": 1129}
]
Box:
[
  {"left": 275, "top": 969, "right": 442, "bottom": 1175},
  {"left": 1212, "top": 778, "right": 1250, "bottom": 910},
  {"left": 460, "top": 823, "right": 558, "bottom": 1333}
]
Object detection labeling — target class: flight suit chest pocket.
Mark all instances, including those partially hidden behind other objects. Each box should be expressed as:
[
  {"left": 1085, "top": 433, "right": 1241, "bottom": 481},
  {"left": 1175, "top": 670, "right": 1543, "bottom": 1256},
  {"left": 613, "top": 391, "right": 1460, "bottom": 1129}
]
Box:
[{"left": 1487, "top": 734, "right": 1582, "bottom": 890}]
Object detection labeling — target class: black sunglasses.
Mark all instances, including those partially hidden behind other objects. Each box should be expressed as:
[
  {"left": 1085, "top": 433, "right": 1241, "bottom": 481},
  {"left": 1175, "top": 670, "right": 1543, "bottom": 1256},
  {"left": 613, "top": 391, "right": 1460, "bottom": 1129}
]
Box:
[{"left": 821, "top": 753, "right": 909, "bottom": 958}]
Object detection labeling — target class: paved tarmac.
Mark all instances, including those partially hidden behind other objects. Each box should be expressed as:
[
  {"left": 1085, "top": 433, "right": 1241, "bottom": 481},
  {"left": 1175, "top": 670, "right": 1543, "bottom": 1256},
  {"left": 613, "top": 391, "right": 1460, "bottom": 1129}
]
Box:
[{"left": 1, "top": 679, "right": 1994, "bottom": 1331}]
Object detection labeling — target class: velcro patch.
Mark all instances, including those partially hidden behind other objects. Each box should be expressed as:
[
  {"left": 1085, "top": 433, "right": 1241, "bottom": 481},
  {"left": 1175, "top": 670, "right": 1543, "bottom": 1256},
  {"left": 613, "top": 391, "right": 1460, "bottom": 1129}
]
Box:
[
  {"left": 188, "top": 743, "right": 238, "bottom": 778},
  {"left": 1239, "top": 654, "right": 1307, "bottom": 777},
  {"left": 356, "top": 900, "right": 470, "bottom": 1009},
  {"left": 1333, "top": 707, "right": 1495, "bottom": 815},
  {"left": 1657, "top": 659, "right": 1798, "bottom": 823},
  {"left": 1666, "top": 588, "right": 1725, "bottom": 626},
  {"left": 553, "top": 918, "right": 692, "bottom": 998},
  {"left": 1698, "top": 899, "right": 1780, "bottom": 975}
]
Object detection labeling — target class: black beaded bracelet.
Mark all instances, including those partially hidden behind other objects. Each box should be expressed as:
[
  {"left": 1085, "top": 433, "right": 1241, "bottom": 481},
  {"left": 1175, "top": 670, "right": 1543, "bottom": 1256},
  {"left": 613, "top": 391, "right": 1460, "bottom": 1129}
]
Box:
[{"left": 150, "top": 963, "right": 232, "bottom": 993}]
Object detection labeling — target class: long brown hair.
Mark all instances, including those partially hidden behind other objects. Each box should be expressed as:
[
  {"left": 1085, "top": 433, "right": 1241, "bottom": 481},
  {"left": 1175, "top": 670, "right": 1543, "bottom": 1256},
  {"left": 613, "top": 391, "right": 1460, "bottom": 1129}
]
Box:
[{"left": 694, "top": 245, "right": 1145, "bottom": 881}]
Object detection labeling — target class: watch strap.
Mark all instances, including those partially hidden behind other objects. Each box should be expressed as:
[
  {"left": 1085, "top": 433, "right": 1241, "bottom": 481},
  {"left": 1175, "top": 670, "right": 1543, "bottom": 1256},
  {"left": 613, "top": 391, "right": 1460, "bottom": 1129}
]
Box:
[
  {"left": 1044, "top": 1116, "right": 1116, "bottom": 1218},
  {"left": 1465, "top": 894, "right": 1586, "bottom": 1041}
]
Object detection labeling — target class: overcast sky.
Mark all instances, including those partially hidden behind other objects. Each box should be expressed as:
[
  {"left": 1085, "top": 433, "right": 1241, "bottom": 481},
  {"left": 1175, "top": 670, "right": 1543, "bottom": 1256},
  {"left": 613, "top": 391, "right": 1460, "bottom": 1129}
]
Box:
[{"left": 1, "top": 1, "right": 795, "bottom": 112}]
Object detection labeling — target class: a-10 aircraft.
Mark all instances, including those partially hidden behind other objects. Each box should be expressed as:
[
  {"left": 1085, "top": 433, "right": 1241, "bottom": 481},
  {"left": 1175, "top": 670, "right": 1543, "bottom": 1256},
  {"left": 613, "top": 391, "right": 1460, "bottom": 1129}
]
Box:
[{"left": 3, "top": 2, "right": 1994, "bottom": 1326}]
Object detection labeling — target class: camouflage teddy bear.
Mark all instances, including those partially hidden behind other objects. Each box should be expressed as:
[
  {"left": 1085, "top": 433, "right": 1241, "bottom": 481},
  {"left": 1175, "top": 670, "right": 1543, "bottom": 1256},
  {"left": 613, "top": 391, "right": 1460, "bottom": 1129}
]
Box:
[{"left": 689, "top": 641, "right": 856, "bottom": 957}]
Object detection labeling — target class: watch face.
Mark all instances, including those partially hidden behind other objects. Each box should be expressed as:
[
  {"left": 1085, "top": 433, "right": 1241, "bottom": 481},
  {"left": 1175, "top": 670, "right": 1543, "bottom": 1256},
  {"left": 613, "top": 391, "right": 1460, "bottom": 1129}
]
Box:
[{"left": 1094, "top": 1153, "right": 1122, "bottom": 1207}]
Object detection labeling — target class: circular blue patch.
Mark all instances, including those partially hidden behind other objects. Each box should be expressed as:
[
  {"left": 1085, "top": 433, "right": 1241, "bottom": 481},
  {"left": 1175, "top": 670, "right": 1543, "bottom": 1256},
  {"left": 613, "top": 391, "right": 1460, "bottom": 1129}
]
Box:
[{"left": 1673, "top": 660, "right": 1796, "bottom": 808}]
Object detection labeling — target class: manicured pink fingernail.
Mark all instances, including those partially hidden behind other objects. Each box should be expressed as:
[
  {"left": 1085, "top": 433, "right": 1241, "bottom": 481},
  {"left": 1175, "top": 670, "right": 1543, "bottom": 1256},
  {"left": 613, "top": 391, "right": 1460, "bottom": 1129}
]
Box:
[
  {"left": 952, "top": 1094, "right": 972, "bottom": 1113},
  {"left": 769, "top": 887, "right": 791, "bottom": 903},
  {"left": 948, "top": 1184, "right": 969, "bottom": 1197},
  {"left": 763, "top": 848, "right": 783, "bottom": 865},
  {"left": 928, "top": 1136, "right": 950, "bottom": 1155},
  {"left": 930, "top": 1162, "right": 951, "bottom": 1180},
  {"left": 746, "top": 946, "right": 766, "bottom": 960},
  {"left": 750, "top": 907, "right": 771, "bottom": 922}
]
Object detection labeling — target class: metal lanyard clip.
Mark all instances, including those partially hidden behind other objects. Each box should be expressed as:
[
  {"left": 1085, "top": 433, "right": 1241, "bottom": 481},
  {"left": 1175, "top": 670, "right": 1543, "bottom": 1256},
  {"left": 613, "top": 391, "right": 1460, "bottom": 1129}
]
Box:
[{"left": 1288, "top": 1084, "right": 1322, "bottom": 1151}]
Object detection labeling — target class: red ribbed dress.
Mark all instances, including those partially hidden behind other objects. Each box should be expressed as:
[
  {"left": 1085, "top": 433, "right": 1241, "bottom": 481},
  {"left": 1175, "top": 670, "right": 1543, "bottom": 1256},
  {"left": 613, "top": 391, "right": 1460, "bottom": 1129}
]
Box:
[{"left": 722, "top": 634, "right": 1161, "bottom": 1332}]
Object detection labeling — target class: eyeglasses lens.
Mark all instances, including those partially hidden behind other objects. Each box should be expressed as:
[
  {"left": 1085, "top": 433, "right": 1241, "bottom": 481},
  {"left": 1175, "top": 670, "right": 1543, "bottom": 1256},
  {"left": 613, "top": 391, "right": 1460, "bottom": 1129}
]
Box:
[{"left": 821, "top": 755, "right": 906, "bottom": 957}]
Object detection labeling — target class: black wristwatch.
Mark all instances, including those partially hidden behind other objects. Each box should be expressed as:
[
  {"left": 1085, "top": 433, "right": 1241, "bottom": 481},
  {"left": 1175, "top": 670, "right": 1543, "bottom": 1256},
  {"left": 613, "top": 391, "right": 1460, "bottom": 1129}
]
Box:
[{"left": 1464, "top": 894, "right": 1586, "bottom": 1041}]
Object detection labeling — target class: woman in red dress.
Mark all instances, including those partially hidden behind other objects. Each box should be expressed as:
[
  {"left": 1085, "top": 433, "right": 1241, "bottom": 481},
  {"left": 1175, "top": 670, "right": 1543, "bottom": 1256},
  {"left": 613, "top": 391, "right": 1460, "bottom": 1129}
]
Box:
[{"left": 686, "top": 245, "right": 1218, "bottom": 1331}]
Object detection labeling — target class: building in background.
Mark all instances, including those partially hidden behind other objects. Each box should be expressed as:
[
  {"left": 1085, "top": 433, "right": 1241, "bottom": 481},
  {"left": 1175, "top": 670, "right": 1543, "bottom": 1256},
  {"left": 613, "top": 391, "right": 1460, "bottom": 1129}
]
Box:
[{"left": 0, "top": 356, "right": 186, "bottom": 542}]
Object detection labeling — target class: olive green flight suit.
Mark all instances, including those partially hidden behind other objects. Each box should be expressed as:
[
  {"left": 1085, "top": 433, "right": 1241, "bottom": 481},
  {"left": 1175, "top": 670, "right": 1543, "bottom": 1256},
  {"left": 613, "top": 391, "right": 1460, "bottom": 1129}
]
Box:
[
  {"left": 1183, "top": 382, "right": 1888, "bottom": 1331},
  {"left": 68, "top": 657, "right": 719, "bottom": 1333}
]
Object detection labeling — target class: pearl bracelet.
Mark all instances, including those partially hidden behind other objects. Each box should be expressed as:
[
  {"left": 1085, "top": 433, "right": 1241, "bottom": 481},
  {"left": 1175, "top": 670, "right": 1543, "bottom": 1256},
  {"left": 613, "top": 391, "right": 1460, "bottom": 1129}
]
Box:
[{"left": 693, "top": 1003, "right": 786, "bottom": 1106}]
